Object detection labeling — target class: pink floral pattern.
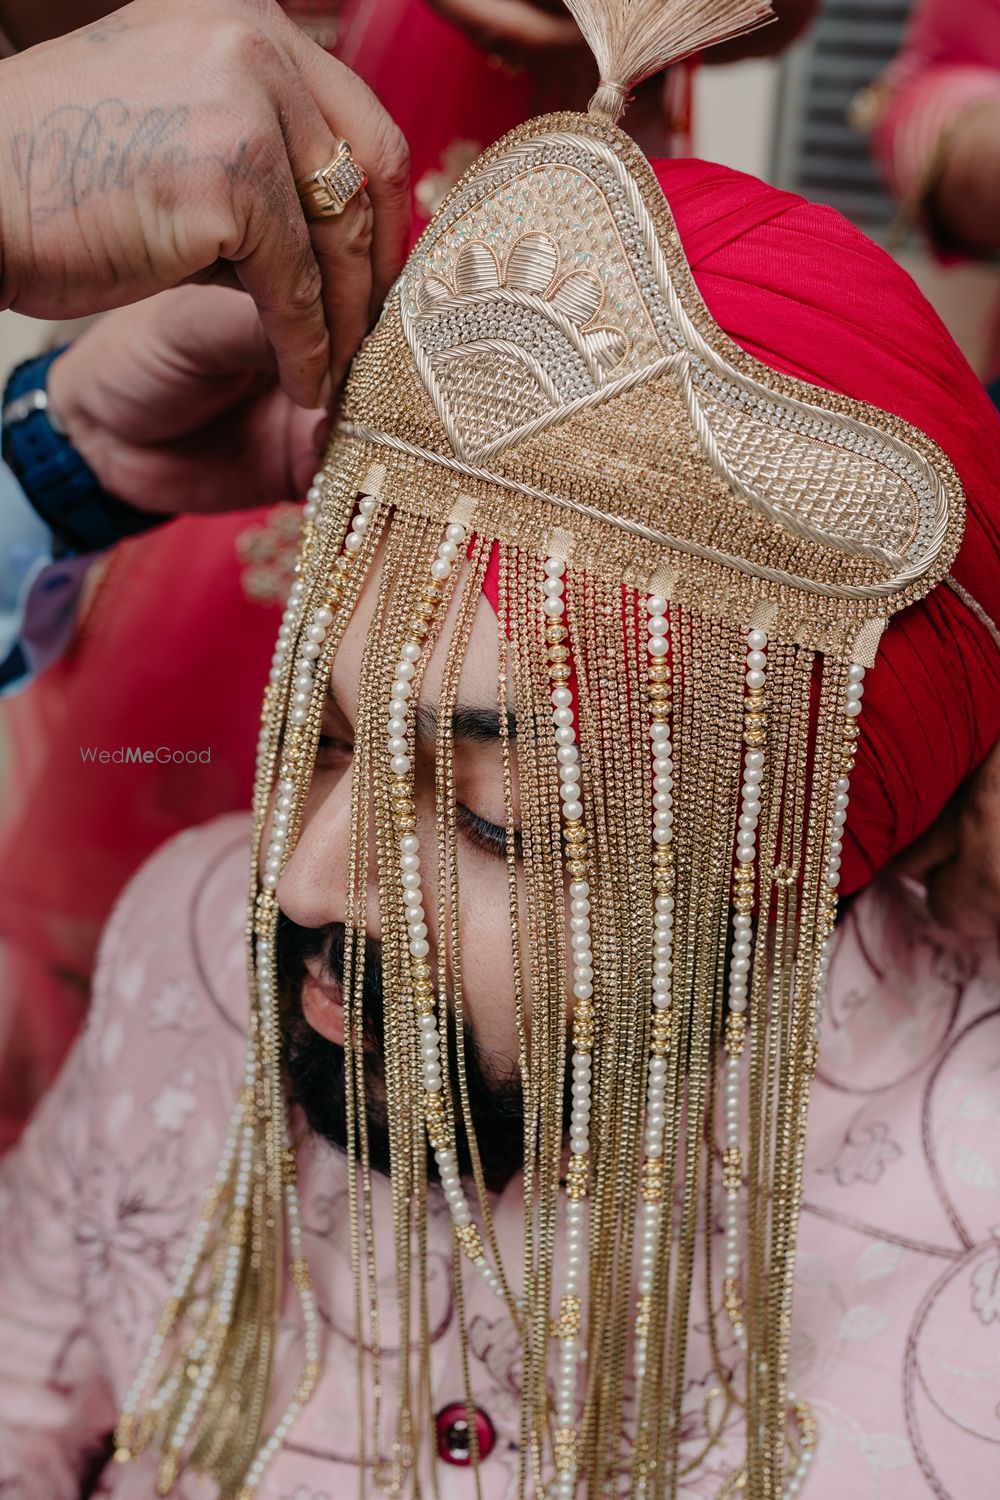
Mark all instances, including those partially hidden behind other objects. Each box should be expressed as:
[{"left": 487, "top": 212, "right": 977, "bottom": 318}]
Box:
[{"left": 0, "top": 816, "right": 997, "bottom": 1497}]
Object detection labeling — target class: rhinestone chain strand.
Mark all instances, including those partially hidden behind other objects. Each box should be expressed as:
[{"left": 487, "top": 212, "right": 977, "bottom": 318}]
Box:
[{"left": 719, "top": 641, "right": 867, "bottom": 1499}]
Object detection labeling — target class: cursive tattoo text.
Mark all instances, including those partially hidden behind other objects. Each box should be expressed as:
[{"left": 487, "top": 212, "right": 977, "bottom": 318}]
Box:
[{"left": 12, "top": 99, "right": 191, "bottom": 221}]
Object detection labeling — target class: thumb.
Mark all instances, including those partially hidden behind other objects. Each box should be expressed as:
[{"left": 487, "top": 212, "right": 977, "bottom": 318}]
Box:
[
  {"left": 157, "top": 284, "right": 280, "bottom": 382},
  {"left": 285, "top": 405, "right": 332, "bottom": 499}
]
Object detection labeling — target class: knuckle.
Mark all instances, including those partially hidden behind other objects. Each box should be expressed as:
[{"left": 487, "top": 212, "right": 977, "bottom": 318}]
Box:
[
  {"left": 338, "top": 194, "right": 375, "bottom": 256},
  {"left": 205, "top": 15, "right": 277, "bottom": 78},
  {"left": 370, "top": 122, "right": 410, "bottom": 197},
  {"left": 284, "top": 251, "right": 324, "bottom": 317}
]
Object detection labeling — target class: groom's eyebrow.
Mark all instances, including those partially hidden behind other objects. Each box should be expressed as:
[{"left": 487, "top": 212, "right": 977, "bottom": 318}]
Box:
[{"left": 326, "top": 684, "right": 516, "bottom": 745}]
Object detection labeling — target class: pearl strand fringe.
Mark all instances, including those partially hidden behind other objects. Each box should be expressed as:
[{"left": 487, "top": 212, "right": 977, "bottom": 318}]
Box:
[{"left": 386, "top": 521, "right": 507, "bottom": 1304}]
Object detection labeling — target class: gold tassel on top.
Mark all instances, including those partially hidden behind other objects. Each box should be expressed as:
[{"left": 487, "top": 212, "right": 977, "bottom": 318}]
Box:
[{"left": 560, "top": 0, "right": 776, "bottom": 121}]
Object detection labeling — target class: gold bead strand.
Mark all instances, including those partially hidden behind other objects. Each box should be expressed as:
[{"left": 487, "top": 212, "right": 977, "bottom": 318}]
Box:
[
  {"left": 776, "top": 659, "right": 867, "bottom": 1500},
  {"left": 630, "top": 590, "right": 677, "bottom": 1500},
  {"left": 721, "top": 627, "right": 769, "bottom": 1352},
  {"left": 541, "top": 554, "right": 593, "bottom": 1500}
]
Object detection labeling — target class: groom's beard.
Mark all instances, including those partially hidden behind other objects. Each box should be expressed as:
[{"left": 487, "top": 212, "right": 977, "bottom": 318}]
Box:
[{"left": 276, "top": 913, "right": 537, "bottom": 1189}]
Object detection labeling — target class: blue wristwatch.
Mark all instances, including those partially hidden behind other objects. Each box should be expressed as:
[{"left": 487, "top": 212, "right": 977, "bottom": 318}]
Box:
[{"left": 1, "top": 348, "right": 167, "bottom": 555}]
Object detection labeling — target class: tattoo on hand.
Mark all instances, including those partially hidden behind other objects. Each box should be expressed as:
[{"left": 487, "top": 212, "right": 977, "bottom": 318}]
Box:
[
  {"left": 83, "top": 16, "right": 129, "bottom": 44},
  {"left": 12, "top": 99, "right": 191, "bottom": 220}
]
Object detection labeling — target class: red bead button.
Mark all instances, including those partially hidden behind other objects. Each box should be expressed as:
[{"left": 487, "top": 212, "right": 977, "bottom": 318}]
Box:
[{"left": 435, "top": 1401, "right": 496, "bottom": 1465}]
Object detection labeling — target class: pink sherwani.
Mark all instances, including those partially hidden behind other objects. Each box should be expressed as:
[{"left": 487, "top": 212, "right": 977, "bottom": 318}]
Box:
[{"left": 0, "top": 814, "right": 997, "bottom": 1498}]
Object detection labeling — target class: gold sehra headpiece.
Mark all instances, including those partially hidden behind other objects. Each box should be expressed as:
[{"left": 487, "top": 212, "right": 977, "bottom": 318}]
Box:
[{"left": 115, "top": 2, "right": 964, "bottom": 1496}]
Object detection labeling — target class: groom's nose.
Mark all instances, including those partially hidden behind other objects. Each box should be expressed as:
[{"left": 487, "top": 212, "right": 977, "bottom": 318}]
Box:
[{"left": 275, "top": 763, "right": 382, "bottom": 938}]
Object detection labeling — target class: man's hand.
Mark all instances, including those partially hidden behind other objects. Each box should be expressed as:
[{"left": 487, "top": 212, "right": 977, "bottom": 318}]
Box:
[
  {"left": 47, "top": 285, "right": 329, "bottom": 514},
  {"left": 896, "top": 736, "right": 1000, "bottom": 941},
  {"left": 0, "top": 0, "right": 411, "bottom": 406},
  {"left": 426, "top": 0, "right": 582, "bottom": 61}
]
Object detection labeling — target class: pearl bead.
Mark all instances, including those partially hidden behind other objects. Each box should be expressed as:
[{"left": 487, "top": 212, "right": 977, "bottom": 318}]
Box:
[
  {"left": 344, "top": 532, "right": 361, "bottom": 553},
  {"left": 647, "top": 635, "right": 669, "bottom": 657},
  {"left": 646, "top": 595, "right": 666, "bottom": 615},
  {"left": 391, "top": 754, "right": 411, "bottom": 775},
  {"left": 647, "top": 615, "right": 668, "bottom": 636},
  {"left": 542, "top": 576, "right": 564, "bottom": 597},
  {"left": 445, "top": 523, "right": 466, "bottom": 544},
  {"left": 543, "top": 595, "right": 565, "bottom": 616},
  {"left": 544, "top": 556, "right": 566, "bottom": 577},
  {"left": 430, "top": 558, "right": 451, "bottom": 581},
  {"left": 746, "top": 669, "right": 765, "bottom": 690},
  {"left": 747, "top": 629, "right": 768, "bottom": 650},
  {"left": 552, "top": 687, "right": 573, "bottom": 709},
  {"left": 438, "top": 540, "right": 458, "bottom": 563}
]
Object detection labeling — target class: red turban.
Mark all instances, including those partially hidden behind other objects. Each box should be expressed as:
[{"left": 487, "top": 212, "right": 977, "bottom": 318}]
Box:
[{"left": 481, "top": 158, "right": 1000, "bottom": 896}]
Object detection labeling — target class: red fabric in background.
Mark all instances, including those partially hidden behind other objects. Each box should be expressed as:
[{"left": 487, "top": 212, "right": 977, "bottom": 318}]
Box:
[{"left": 481, "top": 159, "right": 1000, "bottom": 895}]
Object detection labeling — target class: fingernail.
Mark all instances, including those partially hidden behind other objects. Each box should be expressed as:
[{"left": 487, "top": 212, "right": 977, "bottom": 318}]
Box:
[{"left": 313, "top": 415, "right": 331, "bottom": 453}]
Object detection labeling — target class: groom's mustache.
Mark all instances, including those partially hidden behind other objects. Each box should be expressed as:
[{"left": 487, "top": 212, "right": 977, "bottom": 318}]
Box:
[{"left": 274, "top": 911, "right": 530, "bottom": 1187}]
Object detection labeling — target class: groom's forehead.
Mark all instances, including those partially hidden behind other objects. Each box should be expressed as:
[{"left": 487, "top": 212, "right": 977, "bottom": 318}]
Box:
[{"left": 329, "top": 549, "right": 513, "bottom": 732}]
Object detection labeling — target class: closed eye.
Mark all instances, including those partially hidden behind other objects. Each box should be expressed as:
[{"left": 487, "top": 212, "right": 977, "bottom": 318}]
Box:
[
  {"left": 457, "top": 806, "right": 523, "bottom": 862},
  {"left": 315, "top": 732, "right": 353, "bottom": 768}
]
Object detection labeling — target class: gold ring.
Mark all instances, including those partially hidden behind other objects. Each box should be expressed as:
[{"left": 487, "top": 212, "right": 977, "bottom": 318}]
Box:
[{"left": 295, "top": 139, "right": 369, "bottom": 219}]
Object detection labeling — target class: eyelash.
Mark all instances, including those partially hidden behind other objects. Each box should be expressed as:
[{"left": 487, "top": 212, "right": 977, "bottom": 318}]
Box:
[
  {"left": 456, "top": 807, "right": 522, "bottom": 861},
  {"left": 315, "top": 734, "right": 519, "bottom": 861}
]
